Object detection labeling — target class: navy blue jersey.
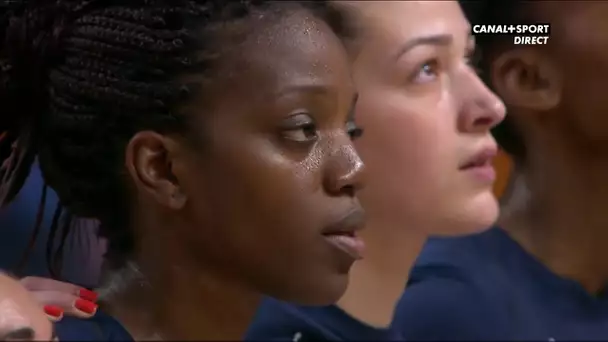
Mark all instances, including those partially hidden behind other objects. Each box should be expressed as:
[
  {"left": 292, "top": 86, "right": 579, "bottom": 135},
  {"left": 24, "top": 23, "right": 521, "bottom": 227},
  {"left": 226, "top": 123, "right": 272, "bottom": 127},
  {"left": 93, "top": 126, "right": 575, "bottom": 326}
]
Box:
[
  {"left": 246, "top": 297, "right": 401, "bottom": 341},
  {"left": 56, "top": 311, "right": 133, "bottom": 341},
  {"left": 394, "top": 227, "right": 608, "bottom": 341}
]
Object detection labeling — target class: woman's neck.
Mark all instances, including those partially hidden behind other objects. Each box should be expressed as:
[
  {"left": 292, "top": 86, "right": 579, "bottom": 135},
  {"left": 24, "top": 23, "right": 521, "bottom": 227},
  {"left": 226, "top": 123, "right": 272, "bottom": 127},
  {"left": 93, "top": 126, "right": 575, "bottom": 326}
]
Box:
[
  {"left": 337, "top": 221, "right": 426, "bottom": 328},
  {"left": 499, "top": 150, "right": 608, "bottom": 294},
  {"left": 99, "top": 251, "right": 260, "bottom": 340}
]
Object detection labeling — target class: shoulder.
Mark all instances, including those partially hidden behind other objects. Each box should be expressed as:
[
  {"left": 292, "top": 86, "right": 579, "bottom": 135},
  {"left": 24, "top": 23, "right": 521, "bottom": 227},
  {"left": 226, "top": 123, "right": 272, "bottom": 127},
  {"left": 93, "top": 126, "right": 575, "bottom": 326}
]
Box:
[
  {"left": 394, "top": 271, "right": 512, "bottom": 340},
  {"left": 245, "top": 297, "right": 331, "bottom": 341},
  {"left": 246, "top": 297, "right": 401, "bottom": 341},
  {"left": 55, "top": 311, "right": 133, "bottom": 341},
  {"left": 393, "top": 229, "right": 515, "bottom": 340},
  {"left": 415, "top": 228, "right": 504, "bottom": 268},
  {"left": 412, "top": 228, "right": 514, "bottom": 288}
]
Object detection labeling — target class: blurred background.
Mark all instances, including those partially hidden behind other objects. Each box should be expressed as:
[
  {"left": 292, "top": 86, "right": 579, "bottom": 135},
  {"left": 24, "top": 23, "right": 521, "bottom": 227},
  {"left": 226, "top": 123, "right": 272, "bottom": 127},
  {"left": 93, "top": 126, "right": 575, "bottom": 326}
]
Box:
[{"left": 493, "top": 150, "right": 512, "bottom": 198}]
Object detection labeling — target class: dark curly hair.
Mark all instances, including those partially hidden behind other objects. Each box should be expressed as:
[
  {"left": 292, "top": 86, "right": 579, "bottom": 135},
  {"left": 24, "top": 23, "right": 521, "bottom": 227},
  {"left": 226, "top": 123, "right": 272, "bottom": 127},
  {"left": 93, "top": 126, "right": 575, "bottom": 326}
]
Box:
[
  {"left": 460, "top": 1, "right": 533, "bottom": 162},
  {"left": 0, "top": 0, "right": 351, "bottom": 277}
]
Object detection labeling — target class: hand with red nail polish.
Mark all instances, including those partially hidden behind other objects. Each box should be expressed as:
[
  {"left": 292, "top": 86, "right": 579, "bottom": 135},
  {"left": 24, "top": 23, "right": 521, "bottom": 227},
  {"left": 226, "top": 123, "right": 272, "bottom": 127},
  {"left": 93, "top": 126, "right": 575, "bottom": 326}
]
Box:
[
  {"left": 74, "top": 298, "right": 98, "bottom": 316},
  {"left": 44, "top": 305, "right": 64, "bottom": 322},
  {"left": 21, "top": 276, "right": 99, "bottom": 320},
  {"left": 0, "top": 273, "right": 55, "bottom": 340}
]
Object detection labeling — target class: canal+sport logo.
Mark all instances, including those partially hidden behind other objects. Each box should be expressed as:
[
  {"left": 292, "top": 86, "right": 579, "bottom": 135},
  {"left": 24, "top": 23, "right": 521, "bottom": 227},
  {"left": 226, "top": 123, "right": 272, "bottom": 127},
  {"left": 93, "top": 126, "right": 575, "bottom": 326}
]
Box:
[{"left": 472, "top": 24, "right": 550, "bottom": 45}]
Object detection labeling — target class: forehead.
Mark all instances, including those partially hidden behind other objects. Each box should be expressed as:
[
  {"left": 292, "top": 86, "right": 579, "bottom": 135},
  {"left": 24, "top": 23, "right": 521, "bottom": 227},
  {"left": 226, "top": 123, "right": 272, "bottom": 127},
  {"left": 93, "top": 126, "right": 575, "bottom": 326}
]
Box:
[
  {"left": 237, "top": 10, "right": 351, "bottom": 89},
  {"left": 353, "top": 1, "right": 470, "bottom": 43}
]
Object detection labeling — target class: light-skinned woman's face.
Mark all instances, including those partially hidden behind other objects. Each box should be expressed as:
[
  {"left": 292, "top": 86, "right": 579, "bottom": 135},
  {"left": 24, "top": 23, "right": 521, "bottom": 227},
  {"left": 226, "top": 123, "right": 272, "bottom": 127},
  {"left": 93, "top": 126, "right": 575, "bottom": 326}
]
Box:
[{"left": 347, "top": 1, "right": 506, "bottom": 234}]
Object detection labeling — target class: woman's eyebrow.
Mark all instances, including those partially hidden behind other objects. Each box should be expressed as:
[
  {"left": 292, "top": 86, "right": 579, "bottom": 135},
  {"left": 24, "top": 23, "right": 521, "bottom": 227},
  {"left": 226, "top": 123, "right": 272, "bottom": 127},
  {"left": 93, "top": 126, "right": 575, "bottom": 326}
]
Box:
[{"left": 393, "top": 34, "right": 453, "bottom": 61}]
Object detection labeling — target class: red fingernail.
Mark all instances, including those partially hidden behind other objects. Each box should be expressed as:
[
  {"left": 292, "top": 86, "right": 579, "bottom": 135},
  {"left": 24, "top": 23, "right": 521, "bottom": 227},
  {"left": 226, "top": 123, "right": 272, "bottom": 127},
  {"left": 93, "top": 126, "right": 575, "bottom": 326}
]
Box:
[
  {"left": 74, "top": 298, "right": 97, "bottom": 315},
  {"left": 78, "top": 288, "right": 98, "bottom": 302},
  {"left": 43, "top": 305, "right": 63, "bottom": 318}
]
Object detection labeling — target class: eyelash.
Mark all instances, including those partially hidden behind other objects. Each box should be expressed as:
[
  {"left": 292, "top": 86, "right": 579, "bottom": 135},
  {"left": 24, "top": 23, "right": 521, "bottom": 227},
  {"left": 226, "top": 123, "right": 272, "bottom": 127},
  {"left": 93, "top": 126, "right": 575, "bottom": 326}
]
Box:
[
  {"left": 410, "top": 59, "right": 440, "bottom": 84},
  {"left": 411, "top": 49, "right": 483, "bottom": 85},
  {"left": 282, "top": 122, "right": 318, "bottom": 143},
  {"left": 346, "top": 121, "right": 364, "bottom": 140},
  {"left": 281, "top": 121, "right": 364, "bottom": 143}
]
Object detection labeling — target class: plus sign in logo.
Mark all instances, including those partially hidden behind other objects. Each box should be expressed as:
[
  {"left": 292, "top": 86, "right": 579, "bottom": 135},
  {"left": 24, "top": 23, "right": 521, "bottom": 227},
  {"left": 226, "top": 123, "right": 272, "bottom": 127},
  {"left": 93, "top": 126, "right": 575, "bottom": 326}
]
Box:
[{"left": 472, "top": 24, "right": 551, "bottom": 45}]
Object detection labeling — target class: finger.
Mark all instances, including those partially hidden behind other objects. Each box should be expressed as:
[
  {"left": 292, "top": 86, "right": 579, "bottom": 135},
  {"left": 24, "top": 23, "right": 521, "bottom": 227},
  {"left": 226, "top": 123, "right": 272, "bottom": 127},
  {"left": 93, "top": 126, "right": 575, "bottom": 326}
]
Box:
[
  {"left": 20, "top": 276, "right": 98, "bottom": 302},
  {"left": 21, "top": 276, "right": 81, "bottom": 293},
  {"left": 30, "top": 291, "right": 98, "bottom": 319},
  {"left": 43, "top": 305, "right": 64, "bottom": 322}
]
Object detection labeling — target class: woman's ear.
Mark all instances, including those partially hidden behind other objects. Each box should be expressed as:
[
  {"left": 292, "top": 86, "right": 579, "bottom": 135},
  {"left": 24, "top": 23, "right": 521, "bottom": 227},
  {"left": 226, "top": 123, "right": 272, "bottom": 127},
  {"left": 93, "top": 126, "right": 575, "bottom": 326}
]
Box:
[
  {"left": 490, "top": 47, "right": 562, "bottom": 112},
  {"left": 125, "top": 131, "right": 187, "bottom": 209}
]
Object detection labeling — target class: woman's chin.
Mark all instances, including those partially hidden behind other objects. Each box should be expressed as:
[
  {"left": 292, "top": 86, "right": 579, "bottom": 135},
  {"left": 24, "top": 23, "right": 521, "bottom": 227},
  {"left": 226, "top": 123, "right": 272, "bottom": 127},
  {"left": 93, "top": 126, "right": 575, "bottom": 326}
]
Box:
[{"left": 431, "top": 192, "right": 499, "bottom": 236}]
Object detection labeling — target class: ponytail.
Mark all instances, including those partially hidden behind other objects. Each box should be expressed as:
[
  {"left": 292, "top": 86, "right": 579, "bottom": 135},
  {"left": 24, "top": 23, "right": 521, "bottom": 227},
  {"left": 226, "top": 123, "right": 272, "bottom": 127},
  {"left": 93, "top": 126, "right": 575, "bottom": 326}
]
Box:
[
  {"left": 0, "top": 0, "right": 72, "bottom": 207},
  {"left": 0, "top": 0, "right": 85, "bottom": 279}
]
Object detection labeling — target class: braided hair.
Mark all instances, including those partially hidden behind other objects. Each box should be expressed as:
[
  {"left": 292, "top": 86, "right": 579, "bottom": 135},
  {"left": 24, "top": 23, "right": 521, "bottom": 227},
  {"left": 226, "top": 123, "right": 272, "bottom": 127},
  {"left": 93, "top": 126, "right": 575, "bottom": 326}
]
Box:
[
  {"left": 460, "top": 1, "right": 531, "bottom": 162},
  {"left": 0, "top": 0, "right": 350, "bottom": 277}
]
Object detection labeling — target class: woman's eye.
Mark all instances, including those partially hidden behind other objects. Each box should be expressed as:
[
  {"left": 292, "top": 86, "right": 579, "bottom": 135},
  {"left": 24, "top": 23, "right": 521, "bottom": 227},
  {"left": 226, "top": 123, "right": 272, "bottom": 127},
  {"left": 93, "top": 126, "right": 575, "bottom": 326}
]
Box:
[
  {"left": 282, "top": 123, "right": 318, "bottom": 143},
  {"left": 411, "top": 59, "right": 440, "bottom": 84},
  {"left": 281, "top": 113, "right": 318, "bottom": 143},
  {"left": 346, "top": 121, "right": 364, "bottom": 140}
]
